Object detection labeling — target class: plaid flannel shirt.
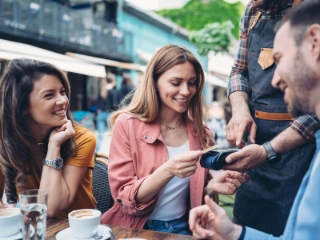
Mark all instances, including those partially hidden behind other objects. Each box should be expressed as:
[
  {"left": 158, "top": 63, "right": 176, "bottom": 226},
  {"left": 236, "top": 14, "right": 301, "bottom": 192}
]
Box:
[{"left": 227, "top": 0, "right": 319, "bottom": 141}]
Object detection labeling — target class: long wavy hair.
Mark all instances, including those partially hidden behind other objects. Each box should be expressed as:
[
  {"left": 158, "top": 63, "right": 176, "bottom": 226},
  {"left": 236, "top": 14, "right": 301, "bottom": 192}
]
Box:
[
  {"left": 110, "top": 44, "right": 211, "bottom": 149},
  {"left": 0, "top": 59, "right": 76, "bottom": 203}
]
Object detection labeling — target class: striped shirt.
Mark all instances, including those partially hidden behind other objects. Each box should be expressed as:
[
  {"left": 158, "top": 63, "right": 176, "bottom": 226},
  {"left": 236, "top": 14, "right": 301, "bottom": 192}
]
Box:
[{"left": 227, "top": 0, "right": 319, "bottom": 141}]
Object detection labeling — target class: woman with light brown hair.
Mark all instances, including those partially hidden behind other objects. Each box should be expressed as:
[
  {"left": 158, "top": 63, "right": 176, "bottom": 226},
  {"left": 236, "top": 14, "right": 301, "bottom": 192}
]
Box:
[{"left": 101, "top": 45, "right": 248, "bottom": 234}]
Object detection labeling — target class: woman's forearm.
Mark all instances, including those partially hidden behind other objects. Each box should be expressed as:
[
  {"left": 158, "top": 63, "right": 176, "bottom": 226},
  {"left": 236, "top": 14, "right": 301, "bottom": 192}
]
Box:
[
  {"left": 39, "top": 160, "right": 70, "bottom": 217},
  {"left": 39, "top": 146, "right": 84, "bottom": 217},
  {"left": 135, "top": 164, "right": 173, "bottom": 204}
]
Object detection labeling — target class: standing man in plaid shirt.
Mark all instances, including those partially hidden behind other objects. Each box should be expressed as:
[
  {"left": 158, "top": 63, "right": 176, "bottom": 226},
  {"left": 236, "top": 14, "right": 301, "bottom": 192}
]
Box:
[{"left": 224, "top": 0, "right": 320, "bottom": 236}]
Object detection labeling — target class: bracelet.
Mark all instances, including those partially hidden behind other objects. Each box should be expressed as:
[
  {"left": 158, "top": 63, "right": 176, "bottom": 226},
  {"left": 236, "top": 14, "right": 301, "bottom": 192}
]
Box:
[
  {"left": 42, "top": 157, "right": 64, "bottom": 170},
  {"left": 238, "top": 226, "right": 246, "bottom": 240}
]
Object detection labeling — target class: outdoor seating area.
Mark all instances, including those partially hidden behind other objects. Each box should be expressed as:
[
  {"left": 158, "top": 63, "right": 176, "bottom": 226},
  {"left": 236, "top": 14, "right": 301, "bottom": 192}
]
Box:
[{"left": 2, "top": 1, "right": 320, "bottom": 240}]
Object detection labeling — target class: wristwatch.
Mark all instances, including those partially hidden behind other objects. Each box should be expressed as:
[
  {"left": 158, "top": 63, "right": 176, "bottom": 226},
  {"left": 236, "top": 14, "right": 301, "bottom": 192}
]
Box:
[
  {"left": 42, "top": 157, "right": 64, "bottom": 170},
  {"left": 262, "top": 141, "right": 281, "bottom": 165}
]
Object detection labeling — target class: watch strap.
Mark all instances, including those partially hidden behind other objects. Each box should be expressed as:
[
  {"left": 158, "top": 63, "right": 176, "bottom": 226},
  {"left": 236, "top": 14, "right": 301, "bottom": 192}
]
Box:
[
  {"left": 263, "top": 141, "right": 275, "bottom": 158},
  {"left": 262, "top": 141, "right": 281, "bottom": 164},
  {"left": 42, "top": 157, "right": 64, "bottom": 170}
]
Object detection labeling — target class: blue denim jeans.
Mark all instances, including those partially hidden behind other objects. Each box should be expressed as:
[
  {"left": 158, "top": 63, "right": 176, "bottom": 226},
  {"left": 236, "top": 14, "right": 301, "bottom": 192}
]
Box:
[{"left": 143, "top": 214, "right": 191, "bottom": 235}]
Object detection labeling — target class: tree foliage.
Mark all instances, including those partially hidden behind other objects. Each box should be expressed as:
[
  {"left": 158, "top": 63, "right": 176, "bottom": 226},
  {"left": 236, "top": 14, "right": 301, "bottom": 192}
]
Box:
[
  {"left": 189, "top": 20, "right": 234, "bottom": 56},
  {"left": 156, "top": 0, "right": 244, "bottom": 38}
]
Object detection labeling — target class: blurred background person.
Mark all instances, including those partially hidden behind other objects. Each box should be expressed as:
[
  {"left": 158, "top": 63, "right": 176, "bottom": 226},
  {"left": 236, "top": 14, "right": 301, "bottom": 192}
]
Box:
[
  {"left": 117, "top": 73, "right": 135, "bottom": 106},
  {"left": 96, "top": 72, "right": 118, "bottom": 152},
  {"left": 206, "top": 101, "right": 229, "bottom": 149}
]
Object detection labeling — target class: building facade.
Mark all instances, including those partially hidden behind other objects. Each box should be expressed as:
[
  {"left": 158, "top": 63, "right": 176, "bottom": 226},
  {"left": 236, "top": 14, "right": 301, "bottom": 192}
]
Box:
[{"left": 0, "top": 0, "right": 208, "bottom": 111}]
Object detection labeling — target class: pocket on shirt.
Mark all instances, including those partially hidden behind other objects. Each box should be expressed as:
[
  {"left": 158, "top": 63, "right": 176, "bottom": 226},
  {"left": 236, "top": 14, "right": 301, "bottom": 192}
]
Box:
[{"left": 258, "top": 48, "right": 274, "bottom": 70}]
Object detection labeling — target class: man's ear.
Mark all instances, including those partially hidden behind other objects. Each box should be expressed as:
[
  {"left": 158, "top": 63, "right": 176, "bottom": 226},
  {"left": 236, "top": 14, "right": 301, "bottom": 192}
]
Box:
[{"left": 306, "top": 24, "right": 320, "bottom": 62}]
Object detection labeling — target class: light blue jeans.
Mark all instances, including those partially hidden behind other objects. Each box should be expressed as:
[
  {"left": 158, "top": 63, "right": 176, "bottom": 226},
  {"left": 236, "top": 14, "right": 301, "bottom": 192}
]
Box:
[{"left": 143, "top": 214, "right": 191, "bottom": 235}]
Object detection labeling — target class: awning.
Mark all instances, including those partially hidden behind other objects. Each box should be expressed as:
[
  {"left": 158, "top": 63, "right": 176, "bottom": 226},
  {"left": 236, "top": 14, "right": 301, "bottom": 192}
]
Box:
[
  {"left": 206, "top": 73, "right": 228, "bottom": 88},
  {"left": 136, "top": 48, "right": 153, "bottom": 63},
  {"left": 0, "top": 39, "right": 106, "bottom": 78},
  {"left": 208, "top": 52, "right": 234, "bottom": 76},
  {"left": 66, "top": 52, "right": 146, "bottom": 72}
]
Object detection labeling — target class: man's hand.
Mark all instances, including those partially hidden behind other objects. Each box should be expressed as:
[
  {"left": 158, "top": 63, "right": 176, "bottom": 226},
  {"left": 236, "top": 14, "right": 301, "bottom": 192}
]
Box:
[
  {"left": 226, "top": 92, "right": 257, "bottom": 148},
  {"left": 205, "top": 171, "right": 249, "bottom": 196},
  {"left": 189, "top": 195, "right": 242, "bottom": 240},
  {"left": 223, "top": 144, "right": 267, "bottom": 171}
]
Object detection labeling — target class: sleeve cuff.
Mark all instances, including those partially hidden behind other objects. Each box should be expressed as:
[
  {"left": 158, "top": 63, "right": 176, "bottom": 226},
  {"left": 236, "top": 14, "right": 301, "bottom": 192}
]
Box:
[
  {"left": 238, "top": 226, "right": 246, "bottom": 240},
  {"left": 244, "top": 226, "right": 280, "bottom": 240}
]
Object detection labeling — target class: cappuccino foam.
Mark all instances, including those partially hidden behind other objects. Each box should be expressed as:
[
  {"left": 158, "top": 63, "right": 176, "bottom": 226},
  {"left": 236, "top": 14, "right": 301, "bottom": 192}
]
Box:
[
  {"left": 70, "top": 209, "right": 99, "bottom": 219},
  {"left": 0, "top": 208, "right": 20, "bottom": 217}
]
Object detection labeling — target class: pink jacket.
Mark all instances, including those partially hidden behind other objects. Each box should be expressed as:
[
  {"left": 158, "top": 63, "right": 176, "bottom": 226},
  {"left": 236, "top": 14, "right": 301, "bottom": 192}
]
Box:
[{"left": 101, "top": 113, "right": 211, "bottom": 229}]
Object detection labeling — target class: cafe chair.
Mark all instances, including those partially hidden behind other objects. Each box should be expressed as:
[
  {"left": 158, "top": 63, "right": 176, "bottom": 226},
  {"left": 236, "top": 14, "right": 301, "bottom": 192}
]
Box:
[
  {"left": 96, "top": 151, "right": 109, "bottom": 165},
  {"left": 92, "top": 154, "right": 114, "bottom": 213}
]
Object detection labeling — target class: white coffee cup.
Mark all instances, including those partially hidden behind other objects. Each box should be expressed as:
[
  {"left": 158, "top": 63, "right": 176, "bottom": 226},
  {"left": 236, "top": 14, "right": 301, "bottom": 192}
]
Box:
[
  {"left": 0, "top": 208, "right": 21, "bottom": 237},
  {"left": 68, "top": 209, "right": 101, "bottom": 239}
]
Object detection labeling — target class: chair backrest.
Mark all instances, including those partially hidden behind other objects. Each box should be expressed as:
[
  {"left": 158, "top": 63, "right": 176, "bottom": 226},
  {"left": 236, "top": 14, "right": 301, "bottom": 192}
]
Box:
[{"left": 92, "top": 157, "right": 114, "bottom": 213}]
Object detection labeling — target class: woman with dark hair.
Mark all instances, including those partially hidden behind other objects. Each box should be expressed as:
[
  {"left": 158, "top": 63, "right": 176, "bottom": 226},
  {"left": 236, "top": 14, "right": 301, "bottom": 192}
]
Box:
[
  {"left": 0, "top": 59, "right": 96, "bottom": 218},
  {"left": 101, "top": 45, "right": 248, "bottom": 234}
]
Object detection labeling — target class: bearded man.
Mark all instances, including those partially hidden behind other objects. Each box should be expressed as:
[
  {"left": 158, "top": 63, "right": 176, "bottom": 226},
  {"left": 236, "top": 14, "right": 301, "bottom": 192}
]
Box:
[
  {"left": 224, "top": 0, "right": 320, "bottom": 236},
  {"left": 189, "top": 1, "right": 320, "bottom": 239}
]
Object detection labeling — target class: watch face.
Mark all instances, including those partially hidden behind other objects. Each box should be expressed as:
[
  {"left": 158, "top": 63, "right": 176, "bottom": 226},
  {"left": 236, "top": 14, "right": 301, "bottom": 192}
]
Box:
[{"left": 54, "top": 158, "right": 64, "bottom": 169}]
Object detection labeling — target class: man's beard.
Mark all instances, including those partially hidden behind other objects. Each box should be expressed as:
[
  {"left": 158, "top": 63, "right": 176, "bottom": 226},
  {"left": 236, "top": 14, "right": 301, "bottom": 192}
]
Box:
[
  {"left": 288, "top": 52, "right": 317, "bottom": 117},
  {"left": 252, "top": 0, "right": 273, "bottom": 8}
]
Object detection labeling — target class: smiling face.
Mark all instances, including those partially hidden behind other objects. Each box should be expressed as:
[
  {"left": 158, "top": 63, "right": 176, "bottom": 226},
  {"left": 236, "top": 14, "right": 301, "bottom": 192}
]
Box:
[
  {"left": 25, "top": 74, "right": 69, "bottom": 130},
  {"left": 156, "top": 61, "right": 197, "bottom": 116},
  {"left": 272, "top": 22, "right": 317, "bottom": 117}
]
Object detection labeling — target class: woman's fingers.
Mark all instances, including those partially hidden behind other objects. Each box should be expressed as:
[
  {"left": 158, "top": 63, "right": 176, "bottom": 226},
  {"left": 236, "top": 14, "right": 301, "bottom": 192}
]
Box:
[
  {"left": 176, "top": 165, "right": 197, "bottom": 178},
  {"left": 226, "top": 171, "right": 249, "bottom": 183},
  {"left": 226, "top": 178, "right": 240, "bottom": 188},
  {"left": 168, "top": 150, "right": 203, "bottom": 177},
  {"left": 55, "top": 120, "right": 75, "bottom": 136},
  {"left": 225, "top": 182, "right": 237, "bottom": 194}
]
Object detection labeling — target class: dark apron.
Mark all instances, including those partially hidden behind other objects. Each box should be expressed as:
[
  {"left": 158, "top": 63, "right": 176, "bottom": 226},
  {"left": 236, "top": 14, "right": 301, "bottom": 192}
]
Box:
[{"left": 233, "top": 5, "right": 315, "bottom": 236}]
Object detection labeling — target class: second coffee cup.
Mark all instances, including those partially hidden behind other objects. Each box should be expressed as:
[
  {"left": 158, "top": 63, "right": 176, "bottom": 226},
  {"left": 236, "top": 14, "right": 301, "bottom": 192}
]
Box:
[
  {"left": 0, "top": 208, "right": 21, "bottom": 238},
  {"left": 68, "top": 209, "right": 101, "bottom": 239}
]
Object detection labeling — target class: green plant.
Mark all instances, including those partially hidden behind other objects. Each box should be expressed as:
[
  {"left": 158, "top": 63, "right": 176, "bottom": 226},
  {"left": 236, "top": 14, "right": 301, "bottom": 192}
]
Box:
[
  {"left": 219, "top": 194, "right": 235, "bottom": 219},
  {"left": 157, "top": 0, "right": 244, "bottom": 38},
  {"left": 189, "top": 20, "right": 234, "bottom": 56}
]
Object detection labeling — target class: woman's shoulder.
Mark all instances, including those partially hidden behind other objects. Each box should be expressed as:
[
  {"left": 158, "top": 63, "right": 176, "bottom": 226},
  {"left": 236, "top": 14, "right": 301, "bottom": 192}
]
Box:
[
  {"left": 113, "top": 113, "right": 150, "bottom": 134},
  {"left": 115, "top": 113, "right": 138, "bottom": 125},
  {"left": 73, "top": 124, "right": 95, "bottom": 141}
]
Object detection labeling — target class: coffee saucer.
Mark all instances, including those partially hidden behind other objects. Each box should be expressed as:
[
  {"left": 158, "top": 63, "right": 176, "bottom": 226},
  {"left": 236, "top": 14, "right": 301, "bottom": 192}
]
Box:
[
  {"left": 56, "top": 225, "right": 111, "bottom": 240},
  {"left": 0, "top": 231, "right": 22, "bottom": 240}
]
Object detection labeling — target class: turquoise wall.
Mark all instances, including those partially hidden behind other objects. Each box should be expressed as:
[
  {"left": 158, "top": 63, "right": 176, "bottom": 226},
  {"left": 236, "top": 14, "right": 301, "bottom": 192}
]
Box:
[
  {"left": 117, "top": 8, "right": 209, "bottom": 102},
  {"left": 119, "top": 10, "right": 208, "bottom": 70}
]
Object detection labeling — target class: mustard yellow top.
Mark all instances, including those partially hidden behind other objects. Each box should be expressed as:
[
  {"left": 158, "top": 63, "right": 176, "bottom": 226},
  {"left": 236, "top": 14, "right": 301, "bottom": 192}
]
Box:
[{"left": 23, "top": 124, "right": 97, "bottom": 219}]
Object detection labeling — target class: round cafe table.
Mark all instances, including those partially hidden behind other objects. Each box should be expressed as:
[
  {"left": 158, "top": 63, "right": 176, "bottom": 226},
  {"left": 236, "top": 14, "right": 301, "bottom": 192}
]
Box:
[{"left": 46, "top": 218, "right": 196, "bottom": 240}]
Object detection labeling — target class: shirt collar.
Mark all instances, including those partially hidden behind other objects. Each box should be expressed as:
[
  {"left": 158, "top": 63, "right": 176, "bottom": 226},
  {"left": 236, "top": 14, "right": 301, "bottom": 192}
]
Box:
[{"left": 256, "top": 0, "right": 293, "bottom": 11}]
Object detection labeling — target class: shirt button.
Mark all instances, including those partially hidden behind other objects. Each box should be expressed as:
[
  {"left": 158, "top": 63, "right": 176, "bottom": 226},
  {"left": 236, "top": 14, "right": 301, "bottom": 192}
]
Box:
[
  {"left": 117, "top": 198, "right": 122, "bottom": 203},
  {"left": 150, "top": 137, "right": 153, "bottom": 140},
  {"left": 143, "top": 135, "right": 147, "bottom": 139}
]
